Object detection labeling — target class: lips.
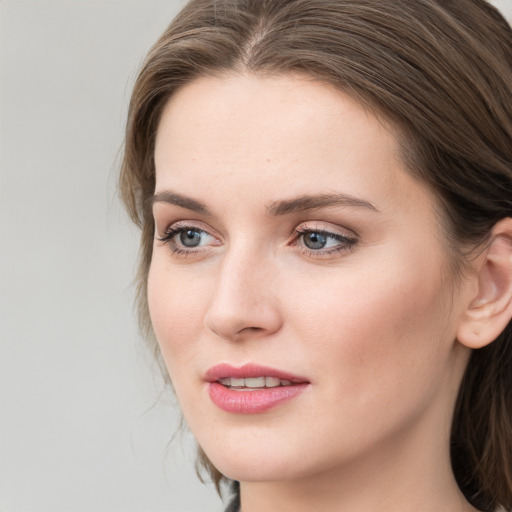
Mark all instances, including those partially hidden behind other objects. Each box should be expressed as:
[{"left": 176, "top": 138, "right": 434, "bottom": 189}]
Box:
[
  {"left": 218, "top": 376, "right": 293, "bottom": 388},
  {"left": 204, "top": 363, "right": 309, "bottom": 414},
  {"left": 204, "top": 363, "right": 308, "bottom": 383}
]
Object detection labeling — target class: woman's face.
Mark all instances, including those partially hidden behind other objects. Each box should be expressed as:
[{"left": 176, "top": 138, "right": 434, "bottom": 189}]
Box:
[{"left": 149, "top": 74, "right": 472, "bottom": 482}]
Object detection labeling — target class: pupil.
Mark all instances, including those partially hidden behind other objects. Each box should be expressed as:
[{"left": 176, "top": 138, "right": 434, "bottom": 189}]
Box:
[
  {"left": 180, "top": 230, "right": 201, "bottom": 247},
  {"left": 304, "top": 232, "right": 326, "bottom": 250}
]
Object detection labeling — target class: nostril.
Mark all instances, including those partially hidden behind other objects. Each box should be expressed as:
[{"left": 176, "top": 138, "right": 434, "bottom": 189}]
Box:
[
  {"left": 204, "top": 290, "right": 283, "bottom": 341},
  {"left": 230, "top": 326, "right": 268, "bottom": 342},
  {"left": 242, "top": 326, "right": 265, "bottom": 335}
]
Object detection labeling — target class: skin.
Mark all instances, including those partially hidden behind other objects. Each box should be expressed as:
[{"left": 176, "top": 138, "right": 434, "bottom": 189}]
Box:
[{"left": 149, "top": 74, "right": 481, "bottom": 511}]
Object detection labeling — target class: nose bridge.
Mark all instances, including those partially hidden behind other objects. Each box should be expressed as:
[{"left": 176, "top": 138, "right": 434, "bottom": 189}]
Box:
[{"left": 204, "top": 240, "right": 281, "bottom": 340}]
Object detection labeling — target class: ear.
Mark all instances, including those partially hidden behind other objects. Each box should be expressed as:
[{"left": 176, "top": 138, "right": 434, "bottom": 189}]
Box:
[{"left": 457, "top": 218, "right": 512, "bottom": 349}]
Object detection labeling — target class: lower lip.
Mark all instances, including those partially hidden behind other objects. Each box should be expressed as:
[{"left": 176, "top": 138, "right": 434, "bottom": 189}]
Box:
[{"left": 208, "top": 382, "right": 308, "bottom": 414}]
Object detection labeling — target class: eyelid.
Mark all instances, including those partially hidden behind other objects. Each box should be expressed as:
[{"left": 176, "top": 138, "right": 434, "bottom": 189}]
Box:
[
  {"left": 155, "top": 218, "right": 219, "bottom": 238},
  {"left": 291, "top": 222, "right": 359, "bottom": 257},
  {"left": 155, "top": 218, "right": 358, "bottom": 259},
  {"left": 294, "top": 221, "right": 358, "bottom": 239},
  {"left": 156, "top": 220, "right": 222, "bottom": 257}
]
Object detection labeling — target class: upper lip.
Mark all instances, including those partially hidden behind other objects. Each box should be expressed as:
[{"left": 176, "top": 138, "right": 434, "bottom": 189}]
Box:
[{"left": 204, "top": 363, "right": 309, "bottom": 383}]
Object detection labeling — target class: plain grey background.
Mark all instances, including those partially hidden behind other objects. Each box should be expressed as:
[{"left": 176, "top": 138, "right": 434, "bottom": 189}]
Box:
[
  {"left": 1, "top": 1, "right": 511, "bottom": 511},
  {"left": 0, "top": 1, "right": 222, "bottom": 511}
]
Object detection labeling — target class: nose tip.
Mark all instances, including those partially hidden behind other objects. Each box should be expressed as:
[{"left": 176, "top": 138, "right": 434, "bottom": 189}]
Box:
[
  {"left": 205, "top": 303, "right": 281, "bottom": 341},
  {"left": 206, "top": 309, "right": 280, "bottom": 342},
  {"left": 204, "top": 262, "right": 282, "bottom": 342}
]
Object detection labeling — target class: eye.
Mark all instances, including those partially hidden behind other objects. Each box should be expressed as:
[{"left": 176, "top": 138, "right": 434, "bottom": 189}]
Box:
[
  {"left": 157, "top": 223, "right": 219, "bottom": 255},
  {"left": 178, "top": 229, "right": 206, "bottom": 248},
  {"left": 302, "top": 232, "right": 332, "bottom": 250},
  {"left": 294, "top": 226, "right": 357, "bottom": 256}
]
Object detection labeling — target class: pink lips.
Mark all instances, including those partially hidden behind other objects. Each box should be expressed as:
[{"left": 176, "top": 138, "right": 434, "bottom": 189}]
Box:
[{"left": 205, "top": 363, "right": 309, "bottom": 414}]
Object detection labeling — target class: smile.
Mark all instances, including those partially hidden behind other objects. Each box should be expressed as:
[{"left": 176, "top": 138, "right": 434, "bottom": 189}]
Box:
[
  {"left": 218, "top": 376, "right": 293, "bottom": 389},
  {"left": 205, "top": 363, "right": 310, "bottom": 414}
]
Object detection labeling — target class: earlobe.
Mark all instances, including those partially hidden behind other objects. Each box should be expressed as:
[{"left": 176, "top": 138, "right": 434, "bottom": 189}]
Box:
[{"left": 457, "top": 218, "right": 512, "bottom": 349}]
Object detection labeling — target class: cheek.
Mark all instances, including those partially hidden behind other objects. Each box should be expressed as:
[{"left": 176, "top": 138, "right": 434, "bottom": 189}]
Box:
[
  {"left": 147, "top": 256, "right": 211, "bottom": 372},
  {"left": 273, "top": 259, "right": 457, "bottom": 461},
  {"left": 286, "top": 253, "right": 454, "bottom": 394}
]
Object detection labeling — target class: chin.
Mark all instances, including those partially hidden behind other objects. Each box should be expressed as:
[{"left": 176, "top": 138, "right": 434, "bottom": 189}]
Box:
[
  {"left": 211, "top": 457, "right": 303, "bottom": 483},
  {"left": 197, "top": 434, "right": 325, "bottom": 483}
]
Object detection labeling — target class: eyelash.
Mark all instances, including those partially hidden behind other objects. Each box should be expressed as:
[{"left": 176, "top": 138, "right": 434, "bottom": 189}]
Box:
[
  {"left": 157, "top": 224, "right": 213, "bottom": 257},
  {"left": 157, "top": 223, "right": 357, "bottom": 258},
  {"left": 293, "top": 226, "right": 357, "bottom": 257}
]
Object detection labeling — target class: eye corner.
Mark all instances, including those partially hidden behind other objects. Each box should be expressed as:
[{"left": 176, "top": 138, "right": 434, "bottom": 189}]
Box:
[
  {"left": 291, "top": 224, "right": 359, "bottom": 258},
  {"left": 155, "top": 221, "right": 222, "bottom": 258}
]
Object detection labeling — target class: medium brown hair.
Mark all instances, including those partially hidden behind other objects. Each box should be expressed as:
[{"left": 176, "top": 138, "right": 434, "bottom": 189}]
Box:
[{"left": 120, "top": 1, "right": 512, "bottom": 509}]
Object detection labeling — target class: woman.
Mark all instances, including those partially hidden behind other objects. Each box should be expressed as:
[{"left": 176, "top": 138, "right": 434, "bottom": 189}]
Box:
[{"left": 120, "top": 1, "right": 512, "bottom": 510}]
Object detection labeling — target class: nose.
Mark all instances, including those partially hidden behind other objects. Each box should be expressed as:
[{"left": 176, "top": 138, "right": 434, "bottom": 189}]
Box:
[{"left": 204, "top": 247, "right": 283, "bottom": 342}]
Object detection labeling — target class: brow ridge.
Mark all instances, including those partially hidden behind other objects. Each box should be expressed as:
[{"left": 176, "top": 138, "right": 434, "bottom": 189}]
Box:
[
  {"left": 150, "top": 191, "right": 212, "bottom": 215},
  {"left": 266, "top": 193, "right": 378, "bottom": 216},
  {"left": 150, "top": 190, "right": 378, "bottom": 217}
]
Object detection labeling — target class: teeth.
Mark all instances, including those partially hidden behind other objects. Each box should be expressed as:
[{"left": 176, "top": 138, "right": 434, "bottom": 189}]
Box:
[
  {"left": 245, "top": 377, "right": 266, "bottom": 388},
  {"left": 265, "top": 376, "right": 281, "bottom": 388},
  {"left": 218, "top": 377, "right": 295, "bottom": 388}
]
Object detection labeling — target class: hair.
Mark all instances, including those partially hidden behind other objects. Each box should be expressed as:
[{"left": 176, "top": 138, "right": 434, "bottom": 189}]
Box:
[{"left": 119, "top": 0, "right": 512, "bottom": 509}]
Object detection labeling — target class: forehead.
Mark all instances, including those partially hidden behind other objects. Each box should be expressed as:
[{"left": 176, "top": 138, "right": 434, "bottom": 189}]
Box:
[
  {"left": 153, "top": 73, "right": 426, "bottom": 217},
  {"left": 155, "top": 73, "right": 397, "bottom": 158}
]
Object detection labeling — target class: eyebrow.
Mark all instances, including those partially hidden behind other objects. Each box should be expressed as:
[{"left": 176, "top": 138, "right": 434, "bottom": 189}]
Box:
[
  {"left": 150, "top": 190, "right": 378, "bottom": 216},
  {"left": 150, "top": 190, "right": 212, "bottom": 215},
  {"left": 266, "top": 193, "right": 379, "bottom": 216}
]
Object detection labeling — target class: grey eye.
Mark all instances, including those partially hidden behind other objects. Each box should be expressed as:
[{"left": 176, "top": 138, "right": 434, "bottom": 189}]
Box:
[
  {"left": 303, "top": 232, "right": 327, "bottom": 250},
  {"left": 180, "top": 229, "right": 203, "bottom": 247}
]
